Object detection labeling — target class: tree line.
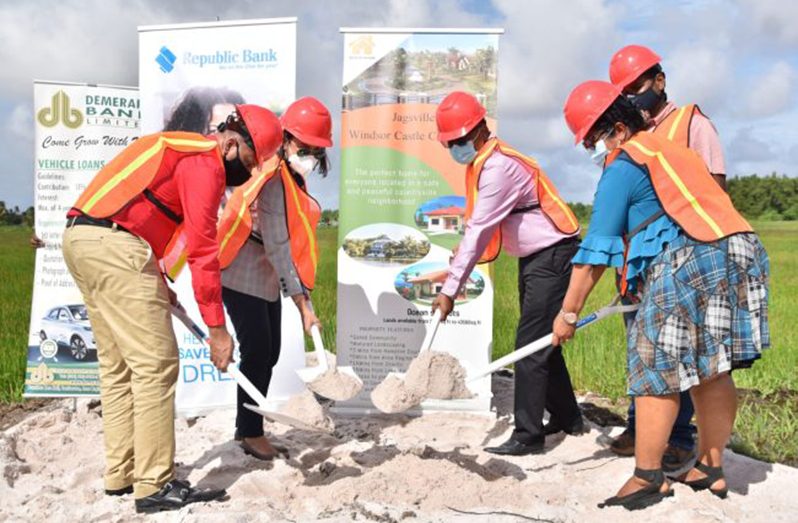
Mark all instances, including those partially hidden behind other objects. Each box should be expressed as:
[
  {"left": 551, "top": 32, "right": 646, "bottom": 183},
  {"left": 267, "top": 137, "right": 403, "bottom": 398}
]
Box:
[{"left": 0, "top": 202, "right": 34, "bottom": 226}]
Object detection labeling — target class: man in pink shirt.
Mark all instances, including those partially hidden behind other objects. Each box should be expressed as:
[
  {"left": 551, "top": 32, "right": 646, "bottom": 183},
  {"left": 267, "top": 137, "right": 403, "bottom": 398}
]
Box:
[
  {"left": 607, "top": 44, "right": 729, "bottom": 470},
  {"left": 432, "top": 92, "right": 584, "bottom": 456}
]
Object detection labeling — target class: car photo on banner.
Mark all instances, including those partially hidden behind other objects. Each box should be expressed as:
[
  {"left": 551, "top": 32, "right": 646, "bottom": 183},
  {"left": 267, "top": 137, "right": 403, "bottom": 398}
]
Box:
[{"left": 38, "top": 304, "right": 96, "bottom": 361}]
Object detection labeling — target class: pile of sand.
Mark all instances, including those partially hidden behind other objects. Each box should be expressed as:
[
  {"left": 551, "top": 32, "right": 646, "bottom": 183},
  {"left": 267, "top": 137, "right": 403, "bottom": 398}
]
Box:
[
  {"left": 3, "top": 378, "right": 798, "bottom": 522},
  {"left": 278, "top": 390, "right": 335, "bottom": 433},
  {"left": 370, "top": 374, "right": 421, "bottom": 413},
  {"left": 371, "top": 351, "right": 472, "bottom": 413},
  {"left": 405, "top": 351, "right": 472, "bottom": 400},
  {"left": 308, "top": 369, "right": 363, "bottom": 402}
]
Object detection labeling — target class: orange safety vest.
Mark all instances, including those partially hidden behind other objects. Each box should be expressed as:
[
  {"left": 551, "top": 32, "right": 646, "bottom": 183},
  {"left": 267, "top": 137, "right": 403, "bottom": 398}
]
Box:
[
  {"left": 73, "top": 132, "right": 221, "bottom": 218},
  {"left": 608, "top": 131, "right": 752, "bottom": 293},
  {"left": 466, "top": 138, "right": 580, "bottom": 263},
  {"left": 163, "top": 159, "right": 321, "bottom": 290},
  {"left": 651, "top": 103, "right": 702, "bottom": 148}
]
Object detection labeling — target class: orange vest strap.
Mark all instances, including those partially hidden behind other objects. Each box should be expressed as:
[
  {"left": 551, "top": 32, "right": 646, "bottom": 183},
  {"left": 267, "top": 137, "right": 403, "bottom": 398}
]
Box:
[
  {"left": 653, "top": 104, "right": 699, "bottom": 148},
  {"left": 465, "top": 138, "right": 580, "bottom": 263},
  {"left": 74, "top": 132, "right": 220, "bottom": 218}
]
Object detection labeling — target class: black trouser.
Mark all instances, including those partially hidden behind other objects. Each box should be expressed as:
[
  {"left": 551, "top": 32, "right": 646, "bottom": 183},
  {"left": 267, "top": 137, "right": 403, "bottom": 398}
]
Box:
[
  {"left": 511, "top": 238, "right": 581, "bottom": 445},
  {"left": 222, "top": 287, "right": 282, "bottom": 438}
]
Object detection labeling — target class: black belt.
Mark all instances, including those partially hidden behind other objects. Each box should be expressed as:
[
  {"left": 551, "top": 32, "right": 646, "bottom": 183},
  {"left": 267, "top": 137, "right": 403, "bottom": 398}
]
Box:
[
  {"left": 510, "top": 203, "right": 541, "bottom": 215},
  {"left": 67, "top": 215, "right": 129, "bottom": 233}
]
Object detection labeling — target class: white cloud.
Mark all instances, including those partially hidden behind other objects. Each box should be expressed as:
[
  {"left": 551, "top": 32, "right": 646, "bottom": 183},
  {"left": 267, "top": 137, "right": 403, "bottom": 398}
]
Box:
[
  {"left": 664, "top": 44, "right": 733, "bottom": 115},
  {"left": 739, "top": 0, "right": 798, "bottom": 47},
  {"left": 6, "top": 103, "right": 33, "bottom": 141},
  {"left": 742, "top": 61, "right": 796, "bottom": 118},
  {"left": 493, "top": 0, "right": 623, "bottom": 117}
]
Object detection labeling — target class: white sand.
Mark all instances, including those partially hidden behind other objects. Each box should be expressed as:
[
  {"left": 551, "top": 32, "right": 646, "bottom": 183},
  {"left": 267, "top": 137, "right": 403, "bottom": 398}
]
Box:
[
  {"left": 278, "top": 390, "right": 335, "bottom": 433},
  {"left": 405, "top": 351, "right": 473, "bottom": 400},
  {"left": 370, "top": 374, "right": 423, "bottom": 413},
  {"left": 308, "top": 369, "right": 363, "bottom": 402},
  {"left": 2, "top": 378, "right": 797, "bottom": 522}
]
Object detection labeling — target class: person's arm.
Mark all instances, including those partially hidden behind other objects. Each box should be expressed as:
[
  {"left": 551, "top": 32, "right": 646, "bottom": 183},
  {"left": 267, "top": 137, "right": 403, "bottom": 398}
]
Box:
[
  {"left": 258, "top": 175, "right": 319, "bottom": 334},
  {"left": 175, "top": 155, "right": 234, "bottom": 370},
  {"left": 432, "top": 155, "right": 527, "bottom": 320},
  {"left": 690, "top": 114, "right": 727, "bottom": 192},
  {"left": 551, "top": 160, "right": 637, "bottom": 345}
]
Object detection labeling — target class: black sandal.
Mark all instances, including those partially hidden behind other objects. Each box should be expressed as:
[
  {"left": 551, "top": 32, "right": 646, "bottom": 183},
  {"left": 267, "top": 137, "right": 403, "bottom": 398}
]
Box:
[
  {"left": 676, "top": 461, "right": 728, "bottom": 499},
  {"left": 599, "top": 468, "right": 674, "bottom": 510}
]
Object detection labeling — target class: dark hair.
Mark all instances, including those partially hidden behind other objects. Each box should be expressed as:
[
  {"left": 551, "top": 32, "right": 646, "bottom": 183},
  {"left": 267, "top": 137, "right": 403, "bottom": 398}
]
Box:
[
  {"left": 639, "top": 63, "right": 664, "bottom": 82},
  {"left": 280, "top": 131, "right": 330, "bottom": 177},
  {"left": 589, "top": 95, "right": 647, "bottom": 139},
  {"left": 163, "top": 86, "right": 245, "bottom": 133}
]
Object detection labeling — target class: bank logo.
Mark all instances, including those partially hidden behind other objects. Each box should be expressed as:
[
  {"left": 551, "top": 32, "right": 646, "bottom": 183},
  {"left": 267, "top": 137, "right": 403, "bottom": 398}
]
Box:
[
  {"left": 349, "top": 35, "right": 375, "bottom": 57},
  {"left": 37, "top": 90, "right": 84, "bottom": 129},
  {"left": 156, "top": 46, "right": 177, "bottom": 73}
]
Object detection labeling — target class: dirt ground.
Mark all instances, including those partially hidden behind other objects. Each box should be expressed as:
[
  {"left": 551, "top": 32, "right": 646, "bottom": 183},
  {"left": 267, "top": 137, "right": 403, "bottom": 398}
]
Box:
[{"left": 2, "top": 376, "right": 797, "bottom": 522}]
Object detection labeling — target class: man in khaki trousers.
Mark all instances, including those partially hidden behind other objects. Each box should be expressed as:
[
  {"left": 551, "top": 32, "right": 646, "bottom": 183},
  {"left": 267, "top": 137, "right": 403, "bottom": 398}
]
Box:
[{"left": 62, "top": 105, "right": 282, "bottom": 513}]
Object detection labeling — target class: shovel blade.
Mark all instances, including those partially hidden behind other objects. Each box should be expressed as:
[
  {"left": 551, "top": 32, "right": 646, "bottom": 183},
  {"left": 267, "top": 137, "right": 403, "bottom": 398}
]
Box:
[
  {"left": 243, "top": 403, "right": 333, "bottom": 434},
  {"left": 296, "top": 367, "right": 325, "bottom": 384}
]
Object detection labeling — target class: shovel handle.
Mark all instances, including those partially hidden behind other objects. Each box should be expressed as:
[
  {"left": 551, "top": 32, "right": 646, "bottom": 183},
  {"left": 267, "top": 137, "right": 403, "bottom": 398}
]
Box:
[
  {"left": 310, "top": 325, "right": 329, "bottom": 372},
  {"left": 467, "top": 299, "right": 640, "bottom": 383},
  {"left": 420, "top": 309, "right": 442, "bottom": 354},
  {"left": 170, "top": 305, "right": 269, "bottom": 407}
]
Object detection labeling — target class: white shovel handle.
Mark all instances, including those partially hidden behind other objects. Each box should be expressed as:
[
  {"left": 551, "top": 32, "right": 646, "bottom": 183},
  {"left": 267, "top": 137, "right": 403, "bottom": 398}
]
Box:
[
  {"left": 170, "top": 305, "right": 269, "bottom": 407},
  {"left": 420, "top": 309, "right": 442, "bottom": 354},
  {"left": 310, "top": 324, "right": 329, "bottom": 372},
  {"left": 467, "top": 300, "right": 640, "bottom": 383}
]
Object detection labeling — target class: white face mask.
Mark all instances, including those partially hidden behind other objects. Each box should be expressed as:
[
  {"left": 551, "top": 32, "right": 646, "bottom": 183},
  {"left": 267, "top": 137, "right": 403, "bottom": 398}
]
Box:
[
  {"left": 288, "top": 153, "right": 318, "bottom": 176},
  {"left": 588, "top": 138, "right": 609, "bottom": 167}
]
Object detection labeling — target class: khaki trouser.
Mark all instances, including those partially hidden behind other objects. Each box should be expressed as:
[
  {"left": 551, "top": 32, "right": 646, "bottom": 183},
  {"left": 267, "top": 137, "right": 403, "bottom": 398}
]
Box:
[{"left": 62, "top": 224, "right": 178, "bottom": 498}]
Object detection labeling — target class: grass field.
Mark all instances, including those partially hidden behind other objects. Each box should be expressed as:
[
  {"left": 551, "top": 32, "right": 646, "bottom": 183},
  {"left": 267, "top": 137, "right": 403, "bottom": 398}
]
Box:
[{"left": 1, "top": 223, "right": 796, "bottom": 464}]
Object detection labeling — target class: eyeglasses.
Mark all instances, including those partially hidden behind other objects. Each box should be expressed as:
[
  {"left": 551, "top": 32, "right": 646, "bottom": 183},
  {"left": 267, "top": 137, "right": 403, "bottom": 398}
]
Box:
[
  {"left": 219, "top": 115, "right": 256, "bottom": 152},
  {"left": 582, "top": 128, "right": 612, "bottom": 150},
  {"left": 295, "top": 146, "right": 326, "bottom": 161}
]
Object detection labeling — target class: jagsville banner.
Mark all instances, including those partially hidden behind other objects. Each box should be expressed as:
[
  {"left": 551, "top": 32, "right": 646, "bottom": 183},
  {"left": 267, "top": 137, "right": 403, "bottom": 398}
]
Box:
[
  {"left": 24, "top": 81, "right": 139, "bottom": 397},
  {"left": 336, "top": 28, "right": 503, "bottom": 413},
  {"left": 138, "top": 17, "right": 303, "bottom": 416}
]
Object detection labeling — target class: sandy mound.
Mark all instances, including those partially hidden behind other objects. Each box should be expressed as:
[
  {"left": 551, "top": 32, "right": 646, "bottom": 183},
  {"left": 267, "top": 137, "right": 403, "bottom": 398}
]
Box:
[
  {"left": 278, "top": 390, "right": 335, "bottom": 433},
  {"left": 308, "top": 369, "right": 363, "bottom": 402},
  {"left": 405, "top": 351, "right": 473, "bottom": 400},
  {"left": 370, "top": 374, "right": 422, "bottom": 413},
  {"left": 2, "top": 378, "right": 797, "bottom": 522}
]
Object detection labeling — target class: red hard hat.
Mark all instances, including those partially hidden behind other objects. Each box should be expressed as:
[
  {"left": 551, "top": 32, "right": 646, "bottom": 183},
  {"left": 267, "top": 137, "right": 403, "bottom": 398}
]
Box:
[
  {"left": 280, "top": 96, "right": 333, "bottom": 148},
  {"left": 609, "top": 45, "right": 662, "bottom": 90},
  {"left": 436, "top": 91, "right": 487, "bottom": 143},
  {"left": 236, "top": 104, "right": 283, "bottom": 164},
  {"left": 563, "top": 80, "right": 622, "bottom": 144}
]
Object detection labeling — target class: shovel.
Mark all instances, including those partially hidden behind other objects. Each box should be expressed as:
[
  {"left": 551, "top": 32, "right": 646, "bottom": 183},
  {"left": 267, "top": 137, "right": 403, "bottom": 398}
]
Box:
[
  {"left": 296, "top": 304, "right": 363, "bottom": 401},
  {"left": 382, "top": 309, "right": 442, "bottom": 383},
  {"left": 467, "top": 297, "right": 640, "bottom": 383},
  {"left": 170, "top": 305, "right": 332, "bottom": 433}
]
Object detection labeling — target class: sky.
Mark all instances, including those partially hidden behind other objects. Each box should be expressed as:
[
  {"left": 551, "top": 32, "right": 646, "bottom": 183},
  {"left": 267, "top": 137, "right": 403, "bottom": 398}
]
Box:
[{"left": 1, "top": 0, "right": 797, "bottom": 211}]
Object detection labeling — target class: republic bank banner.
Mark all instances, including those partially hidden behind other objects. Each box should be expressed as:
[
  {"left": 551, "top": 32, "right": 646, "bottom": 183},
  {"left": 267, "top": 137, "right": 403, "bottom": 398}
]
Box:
[
  {"left": 336, "top": 28, "right": 503, "bottom": 413},
  {"left": 138, "top": 18, "right": 303, "bottom": 416},
  {"left": 24, "top": 81, "right": 139, "bottom": 397}
]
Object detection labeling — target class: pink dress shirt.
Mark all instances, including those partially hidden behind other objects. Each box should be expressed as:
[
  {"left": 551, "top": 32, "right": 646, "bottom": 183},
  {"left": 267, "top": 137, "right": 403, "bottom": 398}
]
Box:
[{"left": 441, "top": 149, "right": 579, "bottom": 298}]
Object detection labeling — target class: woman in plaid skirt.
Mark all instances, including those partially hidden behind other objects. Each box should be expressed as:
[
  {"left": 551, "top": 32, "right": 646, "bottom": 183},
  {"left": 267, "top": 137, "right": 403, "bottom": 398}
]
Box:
[{"left": 556, "top": 81, "right": 771, "bottom": 510}]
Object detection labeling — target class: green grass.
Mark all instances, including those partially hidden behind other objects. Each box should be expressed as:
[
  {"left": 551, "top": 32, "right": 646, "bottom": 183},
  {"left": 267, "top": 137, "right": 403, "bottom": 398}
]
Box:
[
  {"left": 0, "top": 227, "right": 35, "bottom": 403},
  {"left": 3, "top": 222, "right": 797, "bottom": 463}
]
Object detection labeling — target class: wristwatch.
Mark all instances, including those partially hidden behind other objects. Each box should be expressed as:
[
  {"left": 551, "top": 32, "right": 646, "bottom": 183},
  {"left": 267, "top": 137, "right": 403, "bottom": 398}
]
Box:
[{"left": 560, "top": 309, "right": 578, "bottom": 326}]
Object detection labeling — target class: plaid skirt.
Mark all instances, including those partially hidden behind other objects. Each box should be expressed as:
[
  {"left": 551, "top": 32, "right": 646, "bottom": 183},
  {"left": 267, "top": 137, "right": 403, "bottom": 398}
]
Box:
[{"left": 627, "top": 232, "right": 770, "bottom": 396}]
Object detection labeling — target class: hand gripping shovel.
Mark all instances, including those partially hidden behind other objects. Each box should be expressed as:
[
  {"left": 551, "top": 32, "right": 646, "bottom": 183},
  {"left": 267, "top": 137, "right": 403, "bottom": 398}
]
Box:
[
  {"left": 467, "top": 297, "right": 640, "bottom": 383},
  {"left": 170, "top": 306, "right": 332, "bottom": 433}
]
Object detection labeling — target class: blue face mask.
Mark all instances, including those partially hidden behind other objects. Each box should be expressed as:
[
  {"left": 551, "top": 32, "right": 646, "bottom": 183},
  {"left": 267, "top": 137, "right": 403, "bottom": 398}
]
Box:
[
  {"left": 450, "top": 141, "right": 477, "bottom": 164},
  {"left": 588, "top": 139, "right": 609, "bottom": 167}
]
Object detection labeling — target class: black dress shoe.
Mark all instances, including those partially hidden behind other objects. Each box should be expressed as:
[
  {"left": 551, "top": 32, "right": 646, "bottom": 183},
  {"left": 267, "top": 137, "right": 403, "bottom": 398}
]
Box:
[
  {"left": 105, "top": 485, "right": 133, "bottom": 496},
  {"left": 134, "top": 479, "right": 227, "bottom": 514},
  {"left": 484, "top": 438, "right": 544, "bottom": 456},
  {"left": 543, "top": 417, "right": 587, "bottom": 436}
]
